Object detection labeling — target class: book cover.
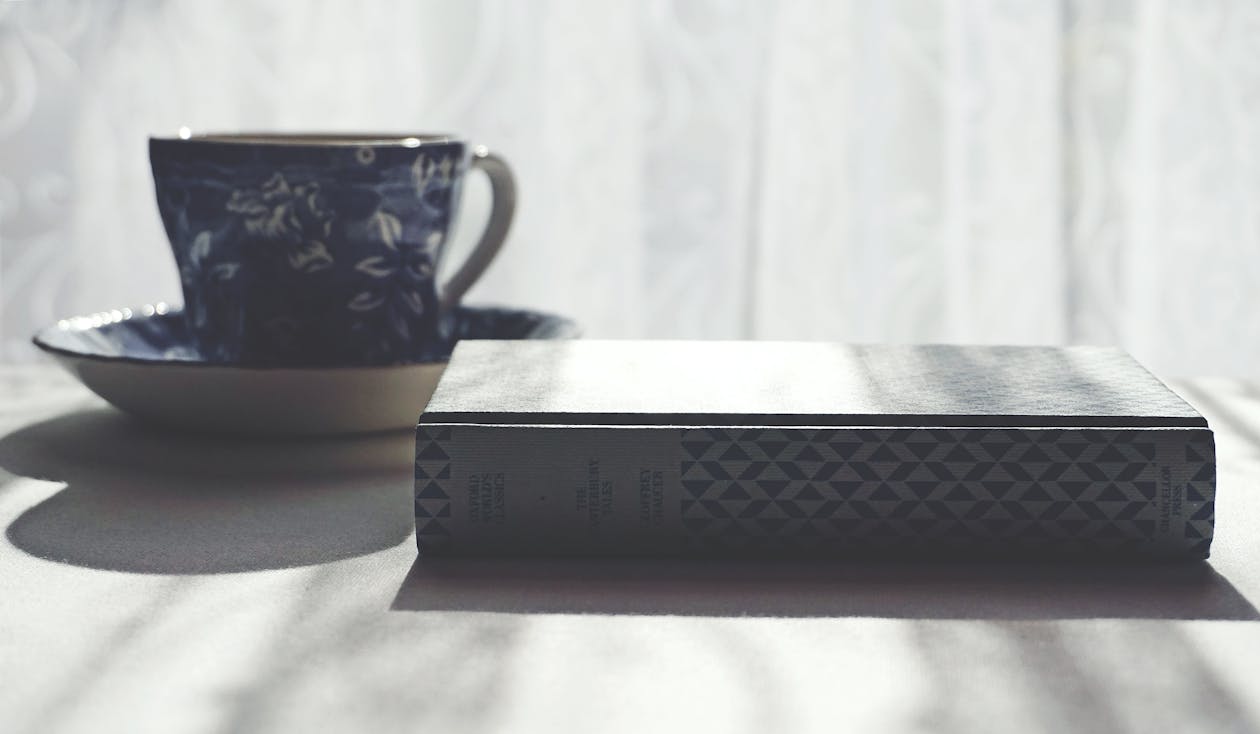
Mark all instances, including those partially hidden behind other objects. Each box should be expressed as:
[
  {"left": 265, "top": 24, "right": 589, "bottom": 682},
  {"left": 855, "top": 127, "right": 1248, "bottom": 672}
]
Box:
[{"left": 414, "top": 341, "right": 1216, "bottom": 559}]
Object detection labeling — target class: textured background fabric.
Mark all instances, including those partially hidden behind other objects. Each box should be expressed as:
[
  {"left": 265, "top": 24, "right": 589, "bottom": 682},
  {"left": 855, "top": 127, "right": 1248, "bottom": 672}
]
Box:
[{"left": 2, "top": 1, "right": 1259, "bottom": 375}]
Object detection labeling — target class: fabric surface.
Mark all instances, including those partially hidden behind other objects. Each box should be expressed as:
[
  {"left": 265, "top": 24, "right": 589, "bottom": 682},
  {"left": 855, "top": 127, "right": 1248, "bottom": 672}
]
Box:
[
  {"left": 1, "top": 367, "right": 1260, "bottom": 733},
  {"left": 3, "top": 1, "right": 1260, "bottom": 375}
]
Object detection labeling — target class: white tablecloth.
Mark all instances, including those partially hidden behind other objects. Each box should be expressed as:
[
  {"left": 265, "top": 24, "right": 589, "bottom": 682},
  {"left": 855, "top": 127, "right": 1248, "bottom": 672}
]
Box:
[{"left": 2, "top": 368, "right": 1259, "bottom": 734}]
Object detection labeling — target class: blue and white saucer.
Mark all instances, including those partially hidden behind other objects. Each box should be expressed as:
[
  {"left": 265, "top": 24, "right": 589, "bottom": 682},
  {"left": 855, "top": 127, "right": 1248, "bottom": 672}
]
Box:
[{"left": 34, "top": 303, "right": 579, "bottom": 436}]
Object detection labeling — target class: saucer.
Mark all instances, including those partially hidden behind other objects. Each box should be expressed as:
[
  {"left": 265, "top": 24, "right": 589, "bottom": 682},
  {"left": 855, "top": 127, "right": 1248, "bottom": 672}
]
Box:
[{"left": 34, "top": 303, "right": 579, "bottom": 436}]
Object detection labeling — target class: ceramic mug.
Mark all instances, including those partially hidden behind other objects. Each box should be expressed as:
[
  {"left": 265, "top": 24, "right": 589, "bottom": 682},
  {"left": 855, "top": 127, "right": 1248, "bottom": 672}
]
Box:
[{"left": 149, "top": 133, "right": 515, "bottom": 366}]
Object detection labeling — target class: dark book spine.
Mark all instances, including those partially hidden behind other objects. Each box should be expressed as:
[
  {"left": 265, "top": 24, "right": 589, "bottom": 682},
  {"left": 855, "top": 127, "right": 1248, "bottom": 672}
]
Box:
[{"left": 414, "top": 424, "right": 1216, "bottom": 559}]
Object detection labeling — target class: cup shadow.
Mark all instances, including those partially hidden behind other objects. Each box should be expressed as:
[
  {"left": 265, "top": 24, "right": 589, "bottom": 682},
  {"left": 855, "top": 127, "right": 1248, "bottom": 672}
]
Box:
[
  {"left": 0, "top": 409, "right": 416, "bottom": 574},
  {"left": 392, "top": 556, "right": 1260, "bottom": 621}
]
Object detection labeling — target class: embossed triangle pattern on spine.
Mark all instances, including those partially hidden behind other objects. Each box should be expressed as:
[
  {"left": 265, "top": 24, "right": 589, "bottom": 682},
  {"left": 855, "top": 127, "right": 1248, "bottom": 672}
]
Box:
[
  {"left": 678, "top": 428, "right": 1215, "bottom": 557},
  {"left": 415, "top": 427, "right": 454, "bottom": 551}
]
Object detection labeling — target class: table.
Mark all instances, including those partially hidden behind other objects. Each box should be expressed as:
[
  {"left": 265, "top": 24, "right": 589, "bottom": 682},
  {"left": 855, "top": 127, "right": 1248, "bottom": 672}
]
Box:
[{"left": 2, "top": 368, "right": 1259, "bottom": 734}]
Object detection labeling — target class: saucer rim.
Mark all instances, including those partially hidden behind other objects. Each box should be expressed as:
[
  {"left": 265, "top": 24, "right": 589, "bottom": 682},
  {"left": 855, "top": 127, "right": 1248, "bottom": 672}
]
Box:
[{"left": 32, "top": 303, "right": 580, "bottom": 373}]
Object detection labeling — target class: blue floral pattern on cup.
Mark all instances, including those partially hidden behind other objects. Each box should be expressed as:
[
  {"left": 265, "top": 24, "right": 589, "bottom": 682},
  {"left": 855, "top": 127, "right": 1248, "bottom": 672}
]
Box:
[
  {"left": 225, "top": 172, "right": 337, "bottom": 273},
  {"left": 150, "top": 136, "right": 510, "bottom": 366}
]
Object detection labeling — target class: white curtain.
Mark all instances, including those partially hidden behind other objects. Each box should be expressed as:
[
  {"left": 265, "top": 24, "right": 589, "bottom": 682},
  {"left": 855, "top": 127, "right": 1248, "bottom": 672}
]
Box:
[{"left": 2, "top": 0, "right": 1259, "bottom": 376}]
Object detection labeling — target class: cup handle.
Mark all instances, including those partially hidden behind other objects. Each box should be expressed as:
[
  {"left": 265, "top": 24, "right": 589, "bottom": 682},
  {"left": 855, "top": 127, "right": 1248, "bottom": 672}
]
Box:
[{"left": 439, "top": 145, "right": 516, "bottom": 311}]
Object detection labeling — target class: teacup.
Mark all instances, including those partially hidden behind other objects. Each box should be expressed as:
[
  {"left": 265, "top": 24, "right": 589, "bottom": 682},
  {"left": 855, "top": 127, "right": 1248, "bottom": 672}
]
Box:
[{"left": 149, "top": 132, "right": 515, "bottom": 366}]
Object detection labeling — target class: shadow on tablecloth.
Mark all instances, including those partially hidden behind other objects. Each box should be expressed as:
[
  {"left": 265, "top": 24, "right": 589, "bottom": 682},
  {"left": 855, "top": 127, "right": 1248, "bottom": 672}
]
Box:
[
  {"left": 0, "top": 408, "right": 415, "bottom": 573},
  {"left": 392, "top": 556, "right": 1260, "bottom": 620}
]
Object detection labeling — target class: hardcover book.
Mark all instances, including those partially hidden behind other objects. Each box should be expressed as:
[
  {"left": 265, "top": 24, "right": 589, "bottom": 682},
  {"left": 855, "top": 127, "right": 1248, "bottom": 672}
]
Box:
[{"left": 414, "top": 341, "right": 1216, "bottom": 559}]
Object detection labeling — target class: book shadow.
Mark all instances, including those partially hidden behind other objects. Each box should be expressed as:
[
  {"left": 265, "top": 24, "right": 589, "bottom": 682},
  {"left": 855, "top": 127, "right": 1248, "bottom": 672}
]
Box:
[
  {"left": 391, "top": 556, "right": 1260, "bottom": 620},
  {"left": 0, "top": 409, "right": 415, "bottom": 574}
]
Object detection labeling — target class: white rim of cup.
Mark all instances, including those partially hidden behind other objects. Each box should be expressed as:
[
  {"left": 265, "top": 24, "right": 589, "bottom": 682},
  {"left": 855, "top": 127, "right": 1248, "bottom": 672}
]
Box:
[{"left": 153, "top": 130, "right": 460, "bottom": 147}]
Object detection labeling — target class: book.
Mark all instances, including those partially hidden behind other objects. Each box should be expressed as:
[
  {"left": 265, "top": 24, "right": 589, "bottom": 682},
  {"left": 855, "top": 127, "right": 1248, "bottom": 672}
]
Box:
[{"left": 414, "top": 341, "right": 1215, "bottom": 559}]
